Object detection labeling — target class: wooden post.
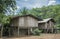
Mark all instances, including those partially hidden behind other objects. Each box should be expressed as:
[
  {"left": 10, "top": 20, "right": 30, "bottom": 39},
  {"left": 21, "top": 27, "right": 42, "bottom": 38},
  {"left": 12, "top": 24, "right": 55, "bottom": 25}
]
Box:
[
  {"left": 50, "top": 21, "right": 53, "bottom": 33},
  {"left": 45, "top": 23, "right": 48, "bottom": 33},
  {"left": 28, "top": 28, "right": 30, "bottom": 35},
  {"left": 52, "top": 22, "right": 54, "bottom": 33},
  {"left": 30, "top": 28, "right": 32, "bottom": 32},
  {"left": 18, "top": 26, "right": 19, "bottom": 37},
  {"left": 52, "top": 28, "right": 53, "bottom": 33}
]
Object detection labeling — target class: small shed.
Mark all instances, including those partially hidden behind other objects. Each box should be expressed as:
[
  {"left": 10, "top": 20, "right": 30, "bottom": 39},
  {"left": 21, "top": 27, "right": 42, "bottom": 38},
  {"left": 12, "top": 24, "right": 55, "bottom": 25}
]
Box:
[{"left": 38, "top": 18, "right": 55, "bottom": 33}]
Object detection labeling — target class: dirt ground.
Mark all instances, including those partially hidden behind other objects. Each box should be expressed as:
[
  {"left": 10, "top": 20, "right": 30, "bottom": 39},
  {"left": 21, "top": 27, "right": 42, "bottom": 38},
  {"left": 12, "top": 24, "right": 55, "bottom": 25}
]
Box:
[{"left": 0, "top": 34, "right": 60, "bottom": 39}]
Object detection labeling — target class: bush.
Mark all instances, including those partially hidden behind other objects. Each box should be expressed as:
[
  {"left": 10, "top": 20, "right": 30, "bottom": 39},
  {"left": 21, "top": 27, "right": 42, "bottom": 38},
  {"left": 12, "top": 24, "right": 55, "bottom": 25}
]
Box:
[
  {"left": 56, "top": 24, "right": 60, "bottom": 33},
  {"left": 31, "top": 28, "right": 42, "bottom": 36}
]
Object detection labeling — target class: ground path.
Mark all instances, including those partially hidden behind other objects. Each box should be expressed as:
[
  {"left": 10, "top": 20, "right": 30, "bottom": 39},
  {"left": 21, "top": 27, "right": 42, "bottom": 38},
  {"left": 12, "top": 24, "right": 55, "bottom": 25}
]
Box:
[{"left": 0, "top": 34, "right": 60, "bottom": 39}]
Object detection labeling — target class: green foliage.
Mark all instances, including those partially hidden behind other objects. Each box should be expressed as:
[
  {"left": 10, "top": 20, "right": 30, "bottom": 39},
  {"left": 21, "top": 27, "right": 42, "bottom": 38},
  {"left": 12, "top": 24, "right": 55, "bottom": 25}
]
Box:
[
  {"left": 18, "top": 7, "right": 29, "bottom": 15},
  {"left": 2, "top": 16, "right": 11, "bottom": 24},
  {"left": 55, "top": 24, "right": 60, "bottom": 29},
  {"left": 31, "top": 28, "right": 42, "bottom": 36},
  {"left": 28, "top": 5, "right": 60, "bottom": 25},
  {"left": 0, "top": 0, "right": 16, "bottom": 13},
  {"left": 0, "top": 0, "right": 16, "bottom": 24},
  {"left": 54, "top": 24, "right": 60, "bottom": 33}
]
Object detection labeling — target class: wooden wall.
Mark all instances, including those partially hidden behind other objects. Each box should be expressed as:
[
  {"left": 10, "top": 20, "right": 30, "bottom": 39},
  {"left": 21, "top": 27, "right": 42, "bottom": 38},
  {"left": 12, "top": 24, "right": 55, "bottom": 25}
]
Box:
[
  {"left": 38, "top": 20, "right": 54, "bottom": 29},
  {"left": 47, "top": 21, "right": 54, "bottom": 29},
  {"left": 38, "top": 23, "right": 45, "bottom": 29},
  {"left": 10, "top": 16, "right": 38, "bottom": 28},
  {"left": 18, "top": 16, "right": 38, "bottom": 28},
  {"left": 27, "top": 16, "right": 38, "bottom": 27}
]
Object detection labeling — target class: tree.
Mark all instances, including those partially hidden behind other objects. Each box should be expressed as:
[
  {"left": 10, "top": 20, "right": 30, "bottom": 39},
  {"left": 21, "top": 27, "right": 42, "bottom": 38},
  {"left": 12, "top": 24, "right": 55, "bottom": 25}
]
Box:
[
  {"left": 18, "top": 7, "right": 29, "bottom": 15},
  {"left": 29, "top": 5, "right": 60, "bottom": 25},
  {"left": 0, "top": 0, "right": 16, "bottom": 37},
  {"left": 0, "top": 0, "right": 16, "bottom": 14},
  {"left": 0, "top": 0, "right": 16, "bottom": 23}
]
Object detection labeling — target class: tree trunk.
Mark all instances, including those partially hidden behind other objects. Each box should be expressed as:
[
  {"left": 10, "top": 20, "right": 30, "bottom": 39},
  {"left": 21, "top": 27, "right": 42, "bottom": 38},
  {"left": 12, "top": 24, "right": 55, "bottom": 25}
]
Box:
[
  {"left": 1, "top": 26, "right": 3, "bottom": 37},
  {"left": 9, "top": 28, "right": 10, "bottom": 37}
]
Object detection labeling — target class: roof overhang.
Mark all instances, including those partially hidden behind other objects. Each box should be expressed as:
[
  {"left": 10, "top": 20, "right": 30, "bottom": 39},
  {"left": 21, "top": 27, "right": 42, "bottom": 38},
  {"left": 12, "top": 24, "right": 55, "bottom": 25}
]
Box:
[{"left": 38, "top": 18, "right": 55, "bottom": 23}]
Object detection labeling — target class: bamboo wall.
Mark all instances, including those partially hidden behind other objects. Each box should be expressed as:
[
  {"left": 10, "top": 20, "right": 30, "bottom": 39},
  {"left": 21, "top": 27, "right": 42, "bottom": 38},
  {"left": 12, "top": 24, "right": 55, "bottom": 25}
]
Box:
[
  {"left": 47, "top": 21, "right": 54, "bottom": 29},
  {"left": 18, "top": 16, "right": 38, "bottom": 28},
  {"left": 38, "top": 23, "right": 45, "bottom": 29},
  {"left": 11, "top": 16, "right": 38, "bottom": 28},
  {"left": 38, "top": 21, "right": 54, "bottom": 29}
]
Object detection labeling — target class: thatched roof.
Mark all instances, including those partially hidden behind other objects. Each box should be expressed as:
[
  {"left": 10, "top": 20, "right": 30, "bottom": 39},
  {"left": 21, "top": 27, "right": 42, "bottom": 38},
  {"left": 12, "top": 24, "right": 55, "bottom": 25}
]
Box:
[
  {"left": 11, "top": 14, "right": 42, "bottom": 21},
  {"left": 38, "top": 18, "right": 55, "bottom": 23}
]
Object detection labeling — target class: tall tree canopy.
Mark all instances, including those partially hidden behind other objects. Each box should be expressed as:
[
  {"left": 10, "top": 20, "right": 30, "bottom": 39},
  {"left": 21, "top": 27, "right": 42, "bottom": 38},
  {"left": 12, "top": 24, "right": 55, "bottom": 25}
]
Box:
[
  {"left": 18, "top": 7, "right": 29, "bottom": 15},
  {"left": 28, "top": 5, "right": 60, "bottom": 25},
  {"left": 0, "top": 0, "right": 16, "bottom": 24},
  {"left": 0, "top": 0, "right": 16, "bottom": 14}
]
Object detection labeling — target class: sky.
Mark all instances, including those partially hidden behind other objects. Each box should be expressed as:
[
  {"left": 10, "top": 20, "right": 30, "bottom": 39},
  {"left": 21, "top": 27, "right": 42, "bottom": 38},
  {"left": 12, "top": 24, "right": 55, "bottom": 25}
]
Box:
[{"left": 16, "top": 0, "right": 60, "bottom": 9}]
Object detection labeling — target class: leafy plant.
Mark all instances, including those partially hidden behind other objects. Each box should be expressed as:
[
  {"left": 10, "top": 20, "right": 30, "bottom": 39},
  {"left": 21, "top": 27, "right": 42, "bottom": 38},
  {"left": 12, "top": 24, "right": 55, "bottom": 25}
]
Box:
[{"left": 31, "top": 28, "right": 42, "bottom": 36}]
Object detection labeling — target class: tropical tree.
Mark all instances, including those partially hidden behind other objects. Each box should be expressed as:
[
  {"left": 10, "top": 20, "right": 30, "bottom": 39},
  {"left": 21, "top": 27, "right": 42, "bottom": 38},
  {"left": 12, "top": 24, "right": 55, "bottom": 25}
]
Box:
[
  {"left": 18, "top": 7, "right": 29, "bottom": 15},
  {"left": 30, "top": 5, "right": 60, "bottom": 25},
  {"left": 0, "top": 0, "right": 16, "bottom": 37},
  {"left": 0, "top": 0, "right": 16, "bottom": 13},
  {"left": 0, "top": 0, "right": 16, "bottom": 23}
]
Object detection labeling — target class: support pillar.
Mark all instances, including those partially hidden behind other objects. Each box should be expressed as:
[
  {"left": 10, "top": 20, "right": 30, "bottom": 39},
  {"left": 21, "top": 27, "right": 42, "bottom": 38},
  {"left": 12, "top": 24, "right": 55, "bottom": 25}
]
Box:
[
  {"left": 18, "top": 26, "right": 19, "bottom": 37},
  {"left": 52, "top": 28, "right": 53, "bottom": 33},
  {"left": 49, "top": 21, "right": 53, "bottom": 33},
  {"left": 45, "top": 23, "right": 48, "bottom": 33},
  {"left": 28, "top": 28, "right": 30, "bottom": 35}
]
